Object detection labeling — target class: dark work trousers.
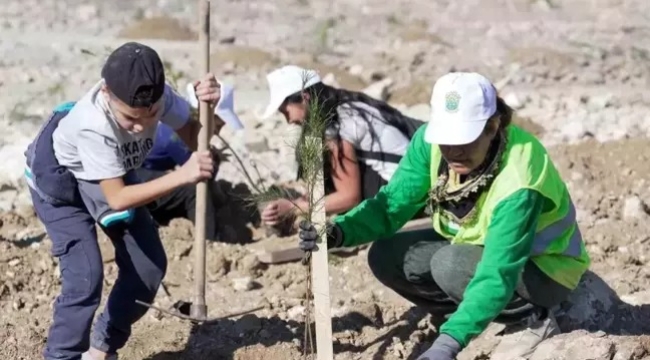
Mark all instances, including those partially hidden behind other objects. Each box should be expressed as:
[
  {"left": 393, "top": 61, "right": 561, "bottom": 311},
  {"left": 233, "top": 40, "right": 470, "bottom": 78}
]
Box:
[
  {"left": 25, "top": 108, "right": 166, "bottom": 359},
  {"left": 135, "top": 168, "right": 219, "bottom": 240},
  {"left": 367, "top": 228, "right": 571, "bottom": 324}
]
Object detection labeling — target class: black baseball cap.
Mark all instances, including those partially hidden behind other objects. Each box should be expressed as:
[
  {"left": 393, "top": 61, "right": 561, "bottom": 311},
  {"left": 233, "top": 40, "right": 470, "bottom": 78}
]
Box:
[{"left": 101, "top": 42, "right": 166, "bottom": 108}]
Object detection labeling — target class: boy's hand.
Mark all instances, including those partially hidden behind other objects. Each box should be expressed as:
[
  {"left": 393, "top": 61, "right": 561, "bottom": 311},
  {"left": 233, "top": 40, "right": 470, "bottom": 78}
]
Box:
[
  {"left": 179, "top": 151, "right": 214, "bottom": 184},
  {"left": 193, "top": 73, "right": 221, "bottom": 105}
]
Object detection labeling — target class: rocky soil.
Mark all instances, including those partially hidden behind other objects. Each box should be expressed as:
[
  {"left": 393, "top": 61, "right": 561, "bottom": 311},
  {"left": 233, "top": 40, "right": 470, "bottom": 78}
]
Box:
[{"left": 2, "top": 0, "right": 650, "bottom": 359}]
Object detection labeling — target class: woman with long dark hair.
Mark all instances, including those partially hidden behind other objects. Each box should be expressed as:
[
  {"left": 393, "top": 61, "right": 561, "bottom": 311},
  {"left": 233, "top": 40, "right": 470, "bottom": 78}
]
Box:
[{"left": 259, "top": 65, "right": 424, "bottom": 227}]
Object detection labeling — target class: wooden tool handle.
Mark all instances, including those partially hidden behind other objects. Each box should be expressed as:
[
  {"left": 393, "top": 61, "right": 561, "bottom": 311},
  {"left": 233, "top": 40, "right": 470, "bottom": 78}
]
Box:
[{"left": 192, "top": 0, "right": 211, "bottom": 318}]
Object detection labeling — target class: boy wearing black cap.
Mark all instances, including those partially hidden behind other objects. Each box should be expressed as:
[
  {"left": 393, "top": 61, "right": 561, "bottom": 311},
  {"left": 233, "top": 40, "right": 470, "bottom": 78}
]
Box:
[{"left": 24, "top": 42, "right": 222, "bottom": 360}]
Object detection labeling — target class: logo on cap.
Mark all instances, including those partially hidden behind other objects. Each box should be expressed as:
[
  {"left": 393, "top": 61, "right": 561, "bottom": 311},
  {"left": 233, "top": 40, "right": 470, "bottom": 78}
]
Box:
[{"left": 445, "top": 91, "right": 461, "bottom": 113}]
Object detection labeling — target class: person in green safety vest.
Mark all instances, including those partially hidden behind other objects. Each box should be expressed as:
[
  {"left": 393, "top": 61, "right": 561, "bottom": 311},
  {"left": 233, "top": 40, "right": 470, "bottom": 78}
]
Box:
[{"left": 297, "top": 72, "right": 590, "bottom": 360}]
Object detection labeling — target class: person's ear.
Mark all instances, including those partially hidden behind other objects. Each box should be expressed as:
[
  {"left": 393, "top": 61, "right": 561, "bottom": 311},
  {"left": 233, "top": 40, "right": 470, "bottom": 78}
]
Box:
[
  {"left": 301, "top": 91, "right": 311, "bottom": 104},
  {"left": 486, "top": 116, "right": 501, "bottom": 139}
]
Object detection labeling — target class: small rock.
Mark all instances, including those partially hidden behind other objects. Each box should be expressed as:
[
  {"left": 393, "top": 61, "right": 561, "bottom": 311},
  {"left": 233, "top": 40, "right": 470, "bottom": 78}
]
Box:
[
  {"left": 592, "top": 330, "right": 606, "bottom": 338},
  {"left": 622, "top": 196, "right": 649, "bottom": 220},
  {"left": 529, "top": 332, "right": 615, "bottom": 360},
  {"left": 287, "top": 305, "right": 305, "bottom": 321},
  {"left": 355, "top": 302, "right": 384, "bottom": 327},
  {"left": 0, "top": 190, "right": 18, "bottom": 212},
  {"left": 560, "top": 121, "right": 589, "bottom": 142},
  {"left": 208, "top": 253, "right": 230, "bottom": 277},
  {"left": 12, "top": 298, "right": 24, "bottom": 310},
  {"left": 76, "top": 5, "right": 99, "bottom": 22},
  {"left": 391, "top": 337, "right": 405, "bottom": 358},
  {"left": 23, "top": 302, "right": 35, "bottom": 313},
  {"left": 338, "top": 330, "right": 354, "bottom": 340},
  {"left": 409, "top": 330, "right": 425, "bottom": 343},
  {"left": 585, "top": 94, "right": 614, "bottom": 112},
  {"left": 612, "top": 339, "right": 647, "bottom": 360},
  {"left": 246, "top": 138, "right": 270, "bottom": 153},
  {"left": 321, "top": 73, "right": 339, "bottom": 87},
  {"left": 269, "top": 282, "right": 284, "bottom": 293},
  {"left": 368, "top": 71, "right": 386, "bottom": 82},
  {"left": 571, "top": 171, "right": 584, "bottom": 182},
  {"left": 504, "top": 93, "right": 525, "bottom": 109},
  {"left": 174, "top": 243, "right": 192, "bottom": 260},
  {"left": 239, "top": 254, "right": 264, "bottom": 277},
  {"left": 348, "top": 64, "right": 364, "bottom": 76},
  {"left": 219, "top": 36, "right": 236, "bottom": 44},
  {"left": 362, "top": 78, "right": 393, "bottom": 101},
  {"left": 150, "top": 310, "right": 164, "bottom": 321},
  {"left": 417, "top": 316, "right": 433, "bottom": 330},
  {"left": 7, "top": 258, "right": 21, "bottom": 267},
  {"left": 232, "top": 276, "right": 254, "bottom": 292}
]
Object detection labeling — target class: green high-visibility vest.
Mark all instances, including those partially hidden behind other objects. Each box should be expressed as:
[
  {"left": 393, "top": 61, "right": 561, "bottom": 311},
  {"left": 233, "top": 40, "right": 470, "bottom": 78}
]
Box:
[{"left": 429, "top": 125, "right": 590, "bottom": 289}]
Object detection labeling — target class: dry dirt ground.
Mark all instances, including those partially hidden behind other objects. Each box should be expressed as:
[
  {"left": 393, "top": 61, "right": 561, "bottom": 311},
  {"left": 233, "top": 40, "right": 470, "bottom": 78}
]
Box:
[{"left": 2, "top": 0, "right": 650, "bottom": 359}]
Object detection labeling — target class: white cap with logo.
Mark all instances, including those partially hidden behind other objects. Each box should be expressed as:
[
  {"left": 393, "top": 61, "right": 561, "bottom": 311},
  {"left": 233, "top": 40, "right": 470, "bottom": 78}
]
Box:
[
  {"left": 185, "top": 80, "right": 244, "bottom": 130},
  {"left": 424, "top": 72, "right": 497, "bottom": 145},
  {"left": 260, "top": 65, "right": 322, "bottom": 120}
]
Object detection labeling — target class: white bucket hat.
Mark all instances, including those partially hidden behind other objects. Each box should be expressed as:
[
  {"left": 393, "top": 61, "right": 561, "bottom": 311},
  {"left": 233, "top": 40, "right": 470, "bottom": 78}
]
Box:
[
  {"left": 424, "top": 72, "right": 498, "bottom": 145},
  {"left": 185, "top": 80, "right": 244, "bottom": 130},
  {"left": 260, "top": 65, "right": 322, "bottom": 120}
]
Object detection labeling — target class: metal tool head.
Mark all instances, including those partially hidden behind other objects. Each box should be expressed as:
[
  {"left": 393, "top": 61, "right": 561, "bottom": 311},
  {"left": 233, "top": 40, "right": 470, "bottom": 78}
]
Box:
[{"left": 136, "top": 299, "right": 264, "bottom": 324}]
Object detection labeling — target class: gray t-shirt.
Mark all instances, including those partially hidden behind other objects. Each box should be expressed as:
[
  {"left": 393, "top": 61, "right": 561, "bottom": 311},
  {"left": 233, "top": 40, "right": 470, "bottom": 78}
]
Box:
[
  {"left": 53, "top": 80, "right": 190, "bottom": 181},
  {"left": 325, "top": 102, "right": 410, "bottom": 181}
]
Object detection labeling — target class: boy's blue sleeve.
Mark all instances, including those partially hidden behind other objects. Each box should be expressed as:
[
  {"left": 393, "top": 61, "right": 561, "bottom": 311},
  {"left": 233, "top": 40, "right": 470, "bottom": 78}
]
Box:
[
  {"left": 159, "top": 84, "right": 191, "bottom": 130},
  {"left": 160, "top": 124, "right": 192, "bottom": 166}
]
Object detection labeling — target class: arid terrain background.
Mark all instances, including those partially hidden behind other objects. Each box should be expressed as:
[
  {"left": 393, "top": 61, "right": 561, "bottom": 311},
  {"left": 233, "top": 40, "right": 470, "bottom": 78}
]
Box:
[{"left": 2, "top": 0, "right": 650, "bottom": 359}]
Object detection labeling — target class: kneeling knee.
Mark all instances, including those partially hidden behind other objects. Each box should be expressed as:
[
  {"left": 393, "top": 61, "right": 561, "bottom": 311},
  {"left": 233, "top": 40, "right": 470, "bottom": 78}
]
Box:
[
  {"left": 430, "top": 245, "right": 479, "bottom": 301},
  {"left": 367, "top": 240, "right": 403, "bottom": 284},
  {"left": 368, "top": 241, "right": 388, "bottom": 276}
]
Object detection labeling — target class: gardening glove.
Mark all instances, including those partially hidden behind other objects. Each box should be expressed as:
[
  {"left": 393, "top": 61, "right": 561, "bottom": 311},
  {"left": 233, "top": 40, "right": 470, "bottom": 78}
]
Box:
[
  {"left": 415, "top": 334, "right": 462, "bottom": 360},
  {"left": 298, "top": 220, "right": 344, "bottom": 251}
]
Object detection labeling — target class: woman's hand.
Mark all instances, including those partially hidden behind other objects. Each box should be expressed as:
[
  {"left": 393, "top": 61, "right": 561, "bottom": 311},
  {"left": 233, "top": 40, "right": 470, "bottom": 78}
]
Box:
[
  {"left": 415, "top": 334, "right": 461, "bottom": 360},
  {"left": 193, "top": 73, "right": 221, "bottom": 105},
  {"left": 261, "top": 199, "right": 295, "bottom": 226},
  {"left": 297, "top": 220, "right": 345, "bottom": 250}
]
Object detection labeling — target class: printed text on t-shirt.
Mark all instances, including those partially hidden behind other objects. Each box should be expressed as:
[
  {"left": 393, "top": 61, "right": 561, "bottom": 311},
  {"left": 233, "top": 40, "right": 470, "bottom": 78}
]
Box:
[{"left": 117, "top": 138, "right": 155, "bottom": 170}]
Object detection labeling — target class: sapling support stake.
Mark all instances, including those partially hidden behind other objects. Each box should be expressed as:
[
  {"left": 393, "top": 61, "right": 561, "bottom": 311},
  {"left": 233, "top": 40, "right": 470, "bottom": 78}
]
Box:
[{"left": 305, "top": 136, "right": 334, "bottom": 360}]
